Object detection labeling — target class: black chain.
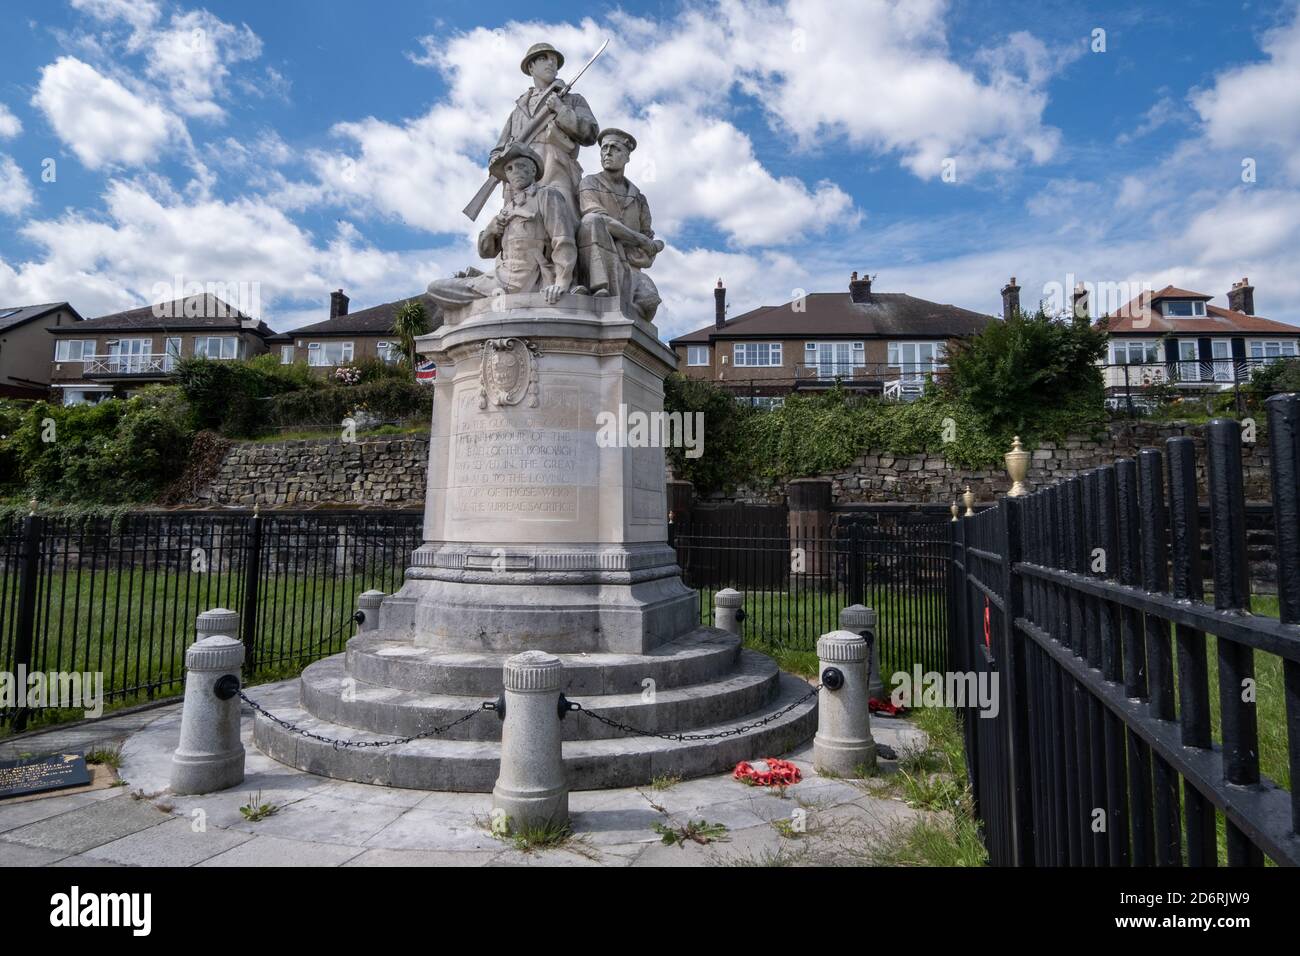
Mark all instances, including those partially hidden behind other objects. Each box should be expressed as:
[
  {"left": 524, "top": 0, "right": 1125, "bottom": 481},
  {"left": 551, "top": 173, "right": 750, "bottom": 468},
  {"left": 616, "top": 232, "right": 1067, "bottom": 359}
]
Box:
[
  {"left": 570, "top": 683, "right": 821, "bottom": 742},
  {"left": 239, "top": 691, "right": 492, "bottom": 749}
]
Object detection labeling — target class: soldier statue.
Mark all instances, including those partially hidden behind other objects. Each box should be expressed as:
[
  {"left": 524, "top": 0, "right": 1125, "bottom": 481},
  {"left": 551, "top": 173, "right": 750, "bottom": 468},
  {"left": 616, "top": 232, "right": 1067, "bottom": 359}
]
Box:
[
  {"left": 426, "top": 143, "right": 578, "bottom": 309},
  {"left": 491, "top": 42, "right": 599, "bottom": 217},
  {"left": 577, "top": 128, "right": 664, "bottom": 322}
]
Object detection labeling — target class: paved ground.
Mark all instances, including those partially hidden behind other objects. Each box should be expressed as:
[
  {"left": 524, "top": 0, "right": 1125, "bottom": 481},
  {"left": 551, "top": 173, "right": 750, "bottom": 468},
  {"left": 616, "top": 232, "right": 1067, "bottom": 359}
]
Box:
[{"left": 1, "top": 681, "right": 929, "bottom": 867}]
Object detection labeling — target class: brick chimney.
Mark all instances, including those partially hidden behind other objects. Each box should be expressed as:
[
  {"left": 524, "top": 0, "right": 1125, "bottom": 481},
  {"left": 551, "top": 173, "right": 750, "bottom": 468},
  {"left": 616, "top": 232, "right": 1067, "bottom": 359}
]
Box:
[
  {"left": 1228, "top": 277, "right": 1255, "bottom": 315},
  {"left": 1001, "top": 276, "right": 1020, "bottom": 320},
  {"left": 330, "top": 288, "right": 350, "bottom": 319},
  {"left": 849, "top": 270, "right": 872, "bottom": 303},
  {"left": 714, "top": 278, "right": 726, "bottom": 329},
  {"left": 1071, "top": 281, "right": 1089, "bottom": 324}
]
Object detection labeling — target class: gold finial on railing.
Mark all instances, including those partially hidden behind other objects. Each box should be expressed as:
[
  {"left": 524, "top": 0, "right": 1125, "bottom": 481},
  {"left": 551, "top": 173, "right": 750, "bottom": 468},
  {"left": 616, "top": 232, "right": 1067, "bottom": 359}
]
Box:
[
  {"left": 962, "top": 486, "right": 976, "bottom": 517},
  {"left": 1005, "top": 434, "right": 1030, "bottom": 497},
  {"left": 950, "top": 501, "right": 959, "bottom": 522}
]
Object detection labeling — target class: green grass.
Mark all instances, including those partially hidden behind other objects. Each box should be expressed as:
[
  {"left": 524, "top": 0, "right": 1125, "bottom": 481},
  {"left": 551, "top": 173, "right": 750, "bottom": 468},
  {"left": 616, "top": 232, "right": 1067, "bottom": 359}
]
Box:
[
  {"left": 1191, "top": 593, "right": 1289, "bottom": 866},
  {"left": 868, "top": 707, "right": 989, "bottom": 867},
  {"left": 701, "top": 587, "right": 948, "bottom": 679},
  {"left": 1, "top": 566, "right": 398, "bottom": 736}
]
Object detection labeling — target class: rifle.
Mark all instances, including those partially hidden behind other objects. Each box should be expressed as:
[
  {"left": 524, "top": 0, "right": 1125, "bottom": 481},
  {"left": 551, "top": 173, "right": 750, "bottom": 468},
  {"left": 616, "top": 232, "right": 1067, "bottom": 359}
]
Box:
[{"left": 462, "top": 38, "right": 609, "bottom": 221}]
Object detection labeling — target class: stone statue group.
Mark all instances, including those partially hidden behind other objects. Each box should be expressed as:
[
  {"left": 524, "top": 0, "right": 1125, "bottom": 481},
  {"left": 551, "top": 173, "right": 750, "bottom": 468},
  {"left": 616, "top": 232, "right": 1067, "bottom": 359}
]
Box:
[{"left": 428, "top": 41, "right": 664, "bottom": 323}]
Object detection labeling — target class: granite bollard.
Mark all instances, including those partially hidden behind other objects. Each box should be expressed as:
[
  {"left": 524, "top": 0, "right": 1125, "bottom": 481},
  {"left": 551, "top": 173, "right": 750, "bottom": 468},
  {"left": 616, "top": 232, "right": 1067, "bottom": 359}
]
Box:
[
  {"left": 196, "top": 607, "right": 240, "bottom": 643},
  {"left": 713, "top": 588, "right": 744, "bottom": 635},
  {"left": 813, "top": 629, "right": 876, "bottom": 776},
  {"left": 170, "top": 617, "right": 246, "bottom": 795},
  {"left": 492, "top": 651, "right": 569, "bottom": 832},
  {"left": 839, "top": 604, "right": 882, "bottom": 700},
  {"left": 356, "top": 590, "right": 385, "bottom": 633}
]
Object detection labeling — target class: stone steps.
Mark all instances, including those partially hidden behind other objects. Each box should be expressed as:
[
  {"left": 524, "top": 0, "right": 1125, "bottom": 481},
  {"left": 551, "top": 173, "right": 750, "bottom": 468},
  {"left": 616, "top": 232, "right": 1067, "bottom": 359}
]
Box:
[
  {"left": 344, "top": 626, "right": 743, "bottom": 696},
  {"left": 252, "top": 671, "right": 819, "bottom": 792},
  {"left": 299, "top": 650, "right": 781, "bottom": 741}
]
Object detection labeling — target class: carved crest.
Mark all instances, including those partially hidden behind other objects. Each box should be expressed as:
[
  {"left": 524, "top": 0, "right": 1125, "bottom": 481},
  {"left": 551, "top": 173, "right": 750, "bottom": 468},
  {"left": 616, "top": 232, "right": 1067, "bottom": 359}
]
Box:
[{"left": 479, "top": 337, "right": 541, "bottom": 409}]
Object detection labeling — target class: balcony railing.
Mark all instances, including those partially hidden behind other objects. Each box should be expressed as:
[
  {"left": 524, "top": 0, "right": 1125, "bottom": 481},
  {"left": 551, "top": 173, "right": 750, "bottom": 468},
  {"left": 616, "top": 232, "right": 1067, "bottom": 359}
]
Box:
[
  {"left": 1101, "top": 357, "right": 1282, "bottom": 390},
  {"left": 82, "top": 353, "right": 179, "bottom": 377}
]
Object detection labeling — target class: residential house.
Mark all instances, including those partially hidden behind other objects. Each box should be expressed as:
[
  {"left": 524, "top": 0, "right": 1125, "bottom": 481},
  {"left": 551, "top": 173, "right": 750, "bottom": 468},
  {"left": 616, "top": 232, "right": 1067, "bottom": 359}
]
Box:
[
  {"left": 1093, "top": 279, "right": 1300, "bottom": 403},
  {"left": 270, "top": 290, "right": 441, "bottom": 377},
  {"left": 669, "top": 273, "right": 996, "bottom": 406},
  {"left": 49, "top": 294, "right": 278, "bottom": 405},
  {"left": 0, "top": 302, "right": 85, "bottom": 399}
]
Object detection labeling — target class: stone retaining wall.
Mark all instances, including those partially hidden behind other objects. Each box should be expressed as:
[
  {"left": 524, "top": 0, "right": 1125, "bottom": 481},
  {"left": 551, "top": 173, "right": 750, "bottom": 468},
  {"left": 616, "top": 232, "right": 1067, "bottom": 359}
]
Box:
[
  {"left": 702, "top": 420, "right": 1273, "bottom": 505},
  {"left": 192, "top": 436, "right": 429, "bottom": 508}
]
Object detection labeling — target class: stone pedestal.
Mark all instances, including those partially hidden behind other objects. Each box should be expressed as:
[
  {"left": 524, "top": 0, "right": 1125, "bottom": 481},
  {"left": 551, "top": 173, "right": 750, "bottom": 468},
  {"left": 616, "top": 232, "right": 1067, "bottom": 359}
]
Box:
[
  {"left": 171, "top": 634, "right": 245, "bottom": 795},
  {"left": 492, "top": 651, "right": 568, "bottom": 831},
  {"left": 252, "top": 293, "right": 820, "bottom": 793},
  {"left": 813, "top": 629, "right": 875, "bottom": 776},
  {"left": 386, "top": 294, "right": 697, "bottom": 654}
]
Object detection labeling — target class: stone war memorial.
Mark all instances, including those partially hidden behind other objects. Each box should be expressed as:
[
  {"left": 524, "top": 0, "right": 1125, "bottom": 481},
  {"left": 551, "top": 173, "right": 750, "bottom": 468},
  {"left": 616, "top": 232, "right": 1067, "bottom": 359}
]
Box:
[{"left": 249, "top": 40, "right": 821, "bottom": 810}]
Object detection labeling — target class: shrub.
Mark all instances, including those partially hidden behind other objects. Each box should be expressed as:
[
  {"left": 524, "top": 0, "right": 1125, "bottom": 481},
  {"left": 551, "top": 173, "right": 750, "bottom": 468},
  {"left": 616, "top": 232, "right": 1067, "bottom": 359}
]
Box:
[
  {"left": 663, "top": 373, "right": 755, "bottom": 495},
  {"left": 1247, "top": 356, "right": 1300, "bottom": 403},
  {"left": 267, "top": 378, "right": 433, "bottom": 430},
  {"left": 10, "top": 389, "right": 194, "bottom": 503},
  {"left": 175, "top": 355, "right": 320, "bottom": 436},
  {"left": 943, "top": 307, "right": 1108, "bottom": 437}
]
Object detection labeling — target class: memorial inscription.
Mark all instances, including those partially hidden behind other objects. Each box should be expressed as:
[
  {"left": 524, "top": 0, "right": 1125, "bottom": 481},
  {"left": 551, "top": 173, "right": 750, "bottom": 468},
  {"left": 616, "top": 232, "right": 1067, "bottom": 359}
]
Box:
[{"left": 0, "top": 751, "right": 92, "bottom": 799}]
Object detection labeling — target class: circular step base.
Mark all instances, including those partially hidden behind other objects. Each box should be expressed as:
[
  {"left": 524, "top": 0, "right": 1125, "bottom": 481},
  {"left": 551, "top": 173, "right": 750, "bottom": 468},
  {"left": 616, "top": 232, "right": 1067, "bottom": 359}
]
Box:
[{"left": 252, "top": 672, "right": 818, "bottom": 792}]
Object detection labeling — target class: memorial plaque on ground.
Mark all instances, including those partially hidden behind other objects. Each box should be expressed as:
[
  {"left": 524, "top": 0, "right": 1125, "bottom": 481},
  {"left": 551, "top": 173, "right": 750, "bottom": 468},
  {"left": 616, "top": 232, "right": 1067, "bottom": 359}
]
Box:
[{"left": 0, "top": 751, "right": 92, "bottom": 799}]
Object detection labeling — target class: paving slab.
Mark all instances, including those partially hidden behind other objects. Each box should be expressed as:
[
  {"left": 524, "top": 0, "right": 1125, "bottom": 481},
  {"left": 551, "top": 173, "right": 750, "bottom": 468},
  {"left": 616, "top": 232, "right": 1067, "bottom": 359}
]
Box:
[
  {"left": 0, "top": 677, "right": 943, "bottom": 868},
  {"left": 196, "top": 835, "right": 366, "bottom": 867},
  {"left": 83, "top": 816, "right": 254, "bottom": 867},
  {"left": 2, "top": 793, "right": 170, "bottom": 854},
  {"left": 0, "top": 840, "right": 71, "bottom": 866},
  {"left": 343, "top": 847, "right": 502, "bottom": 867}
]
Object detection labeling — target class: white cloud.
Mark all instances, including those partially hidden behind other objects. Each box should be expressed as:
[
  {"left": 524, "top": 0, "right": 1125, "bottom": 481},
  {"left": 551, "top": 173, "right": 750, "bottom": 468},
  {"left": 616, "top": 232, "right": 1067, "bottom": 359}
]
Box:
[
  {"left": 0, "top": 177, "right": 447, "bottom": 326},
  {"left": 69, "top": 0, "right": 161, "bottom": 34},
  {"left": 140, "top": 10, "right": 263, "bottom": 119},
  {"left": 1193, "top": 12, "right": 1300, "bottom": 180},
  {"left": 32, "top": 57, "right": 183, "bottom": 169},
  {"left": 0, "top": 155, "right": 35, "bottom": 217},
  {"left": 0, "top": 104, "right": 22, "bottom": 139}
]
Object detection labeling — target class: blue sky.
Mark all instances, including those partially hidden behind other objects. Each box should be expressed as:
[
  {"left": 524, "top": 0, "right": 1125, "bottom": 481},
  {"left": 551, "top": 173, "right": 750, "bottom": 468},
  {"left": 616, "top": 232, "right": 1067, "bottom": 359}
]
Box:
[{"left": 1, "top": 0, "right": 1298, "bottom": 338}]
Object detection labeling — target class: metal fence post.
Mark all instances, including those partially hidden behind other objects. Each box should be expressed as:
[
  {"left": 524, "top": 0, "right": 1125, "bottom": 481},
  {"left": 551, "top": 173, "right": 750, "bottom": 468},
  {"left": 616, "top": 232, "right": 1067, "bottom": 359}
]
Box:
[
  {"left": 1265, "top": 392, "right": 1300, "bottom": 838},
  {"left": 240, "top": 507, "right": 264, "bottom": 673},
  {"left": 999, "top": 495, "right": 1035, "bottom": 865},
  {"left": 11, "top": 504, "right": 44, "bottom": 731}
]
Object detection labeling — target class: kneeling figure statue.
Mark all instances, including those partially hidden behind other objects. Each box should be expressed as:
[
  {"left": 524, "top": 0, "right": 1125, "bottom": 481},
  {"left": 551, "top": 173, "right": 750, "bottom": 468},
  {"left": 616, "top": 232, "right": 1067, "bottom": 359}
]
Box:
[{"left": 428, "top": 142, "right": 578, "bottom": 310}]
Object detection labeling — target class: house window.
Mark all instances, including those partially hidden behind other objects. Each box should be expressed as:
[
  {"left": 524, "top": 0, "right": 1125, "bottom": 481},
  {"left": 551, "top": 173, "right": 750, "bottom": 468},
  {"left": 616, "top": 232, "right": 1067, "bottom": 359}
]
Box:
[
  {"left": 1110, "top": 340, "right": 1159, "bottom": 364},
  {"left": 1160, "top": 300, "right": 1207, "bottom": 317},
  {"left": 888, "top": 342, "right": 946, "bottom": 380},
  {"left": 1177, "top": 339, "right": 1200, "bottom": 382},
  {"left": 733, "top": 342, "right": 782, "bottom": 367},
  {"left": 54, "top": 339, "right": 97, "bottom": 362},
  {"left": 307, "top": 341, "right": 354, "bottom": 367},
  {"left": 687, "top": 345, "right": 709, "bottom": 366},
  {"left": 738, "top": 396, "right": 784, "bottom": 411},
  {"left": 280, "top": 345, "right": 294, "bottom": 364},
  {"left": 805, "top": 341, "right": 865, "bottom": 378},
  {"left": 376, "top": 341, "right": 401, "bottom": 364},
  {"left": 194, "top": 336, "right": 238, "bottom": 359},
  {"left": 1249, "top": 340, "right": 1298, "bottom": 359}
]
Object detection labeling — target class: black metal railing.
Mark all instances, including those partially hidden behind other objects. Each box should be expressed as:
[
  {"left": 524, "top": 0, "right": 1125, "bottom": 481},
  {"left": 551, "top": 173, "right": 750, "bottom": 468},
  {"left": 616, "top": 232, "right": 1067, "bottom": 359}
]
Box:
[
  {"left": 0, "top": 509, "right": 422, "bottom": 727},
  {"left": 954, "top": 393, "right": 1300, "bottom": 866},
  {"left": 672, "top": 516, "right": 951, "bottom": 676}
]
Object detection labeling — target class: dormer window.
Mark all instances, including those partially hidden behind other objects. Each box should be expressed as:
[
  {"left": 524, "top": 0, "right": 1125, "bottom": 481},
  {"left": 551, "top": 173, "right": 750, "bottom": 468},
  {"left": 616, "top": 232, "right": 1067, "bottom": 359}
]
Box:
[{"left": 1160, "top": 299, "right": 1206, "bottom": 317}]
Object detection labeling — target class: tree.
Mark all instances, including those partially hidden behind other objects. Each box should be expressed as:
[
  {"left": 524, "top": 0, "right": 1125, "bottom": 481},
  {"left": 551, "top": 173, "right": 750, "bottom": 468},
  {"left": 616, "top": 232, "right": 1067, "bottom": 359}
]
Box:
[
  {"left": 943, "top": 305, "right": 1108, "bottom": 437},
  {"left": 392, "top": 299, "right": 431, "bottom": 367}
]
